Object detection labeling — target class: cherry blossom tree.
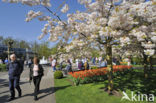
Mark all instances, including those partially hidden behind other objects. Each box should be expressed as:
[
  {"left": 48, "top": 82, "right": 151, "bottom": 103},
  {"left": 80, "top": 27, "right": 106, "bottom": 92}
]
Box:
[
  {"left": 65, "top": 0, "right": 156, "bottom": 93},
  {"left": 115, "top": 36, "right": 156, "bottom": 78},
  {"left": 119, "top": 1, "right": 156, "bottom": 78},
  {"left": 3, "top": 0, "right": 156, "bottom": 94}
]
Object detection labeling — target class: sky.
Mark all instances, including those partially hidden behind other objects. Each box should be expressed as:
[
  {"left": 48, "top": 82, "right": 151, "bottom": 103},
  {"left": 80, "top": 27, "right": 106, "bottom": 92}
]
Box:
[
  {"left": 0, "top": 0, "right": 85, "bottom": 47},
  {"left": 0, "top": 0, "right": 150, "bottom": 47}
]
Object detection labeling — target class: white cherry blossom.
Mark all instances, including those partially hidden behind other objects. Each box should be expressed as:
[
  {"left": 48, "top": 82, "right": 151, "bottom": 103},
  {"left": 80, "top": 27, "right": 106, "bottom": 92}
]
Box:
[{"left": 61, "top": 4, "right": 69, "bottom": 13}]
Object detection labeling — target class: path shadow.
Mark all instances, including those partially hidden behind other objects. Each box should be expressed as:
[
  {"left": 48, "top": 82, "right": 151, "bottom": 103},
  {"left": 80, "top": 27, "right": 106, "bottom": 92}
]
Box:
[
  {"left": 0, "top": 90, "right": 10, "bottom": 95},
  {"left": 22, "top": 85, "right": 71, "bottom": 100},
  {"left": 0, "top": 94, "right": 9, "bottom": 103},
  {"left": 0, "top": 78, "right": 28, "bottom": 103},
  {"left": 0, "top": 95, "right": 20, "bottom": 103},
  {"left": 0, "top": 78, "right": 28, "bottom": 88},
  {"left": 0, "top": 79, "right": 8, "bottom": 88},
  {"left": 38, "top": 85, "right": 70, "bottom": 100}
]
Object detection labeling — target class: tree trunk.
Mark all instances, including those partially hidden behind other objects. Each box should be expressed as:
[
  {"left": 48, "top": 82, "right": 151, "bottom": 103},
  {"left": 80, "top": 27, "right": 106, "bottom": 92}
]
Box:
[
  {"left": 143, "top": 54, "right": 148, "bottom": 78},
  {"left": 106, "top": 44, "right": 113, "bottom": 93},
  {"left": 149, "top": 57, "right": 153, "bottom": 70}
]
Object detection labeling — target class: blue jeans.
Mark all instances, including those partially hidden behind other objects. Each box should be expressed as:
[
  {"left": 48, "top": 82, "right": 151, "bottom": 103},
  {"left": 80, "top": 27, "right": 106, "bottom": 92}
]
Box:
[
  {"left": 53, "top": 66, "right": 56, "bottom": 71},
  {"left": 93, "top": 61, "right": 95, "bottom": 65},
  {"left": 9, "top": 76, "right": 21, "bottom": 98},
  {"left": 99, "top": 61, "right": 101, "bottom": 67}
]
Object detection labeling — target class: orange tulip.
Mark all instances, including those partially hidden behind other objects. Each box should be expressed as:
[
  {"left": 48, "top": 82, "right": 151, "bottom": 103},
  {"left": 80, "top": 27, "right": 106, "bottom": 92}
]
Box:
[{"left": 68, "top": 65, "right": 132, "bottom": 79}]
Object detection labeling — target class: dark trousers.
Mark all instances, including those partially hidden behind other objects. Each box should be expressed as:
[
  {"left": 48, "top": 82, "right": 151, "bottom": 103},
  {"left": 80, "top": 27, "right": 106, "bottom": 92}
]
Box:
[
  {"left": 33, "top": 76, "right": 41, "bottom": 98},
  {"left": 9, "top": 76, "right": 21, "bottom": 98}
]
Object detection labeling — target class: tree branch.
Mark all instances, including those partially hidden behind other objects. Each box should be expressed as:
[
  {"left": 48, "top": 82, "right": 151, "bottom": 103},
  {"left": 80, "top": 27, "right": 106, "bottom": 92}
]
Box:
[{"left": 44, "top": 6, "right": 62, "bottom": 21}]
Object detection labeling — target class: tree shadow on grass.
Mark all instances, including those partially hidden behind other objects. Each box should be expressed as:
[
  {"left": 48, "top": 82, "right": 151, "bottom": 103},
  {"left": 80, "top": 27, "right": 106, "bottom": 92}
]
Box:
[{"left": 103, "top": 69, "right": 156, "bottom": 96}]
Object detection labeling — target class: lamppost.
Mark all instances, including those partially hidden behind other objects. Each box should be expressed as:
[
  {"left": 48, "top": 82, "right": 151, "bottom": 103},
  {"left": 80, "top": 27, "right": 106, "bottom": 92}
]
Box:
[{"left": 7, "top": 40, "right": 13, "bottom": 60}]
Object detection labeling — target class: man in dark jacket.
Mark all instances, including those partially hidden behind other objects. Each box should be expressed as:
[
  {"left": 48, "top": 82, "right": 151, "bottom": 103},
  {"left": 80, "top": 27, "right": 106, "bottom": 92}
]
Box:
[{"left": 7, "top": 54, "right": 23, "bottom": 101}]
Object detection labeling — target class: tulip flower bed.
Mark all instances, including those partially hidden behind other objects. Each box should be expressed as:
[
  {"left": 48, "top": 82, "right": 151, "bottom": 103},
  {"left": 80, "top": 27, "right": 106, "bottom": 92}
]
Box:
[{"left": 68, "top": 65, "right": 132, "bottom": 86}]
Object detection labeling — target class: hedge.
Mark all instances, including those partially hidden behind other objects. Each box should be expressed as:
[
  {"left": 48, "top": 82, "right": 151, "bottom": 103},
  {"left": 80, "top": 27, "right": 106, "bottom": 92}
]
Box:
[
  {"left": 0, "top": 64, "right": 7, "bottom": 72},
  {"left": 54, "top": 71, "right": 63, "bottom": 79}
]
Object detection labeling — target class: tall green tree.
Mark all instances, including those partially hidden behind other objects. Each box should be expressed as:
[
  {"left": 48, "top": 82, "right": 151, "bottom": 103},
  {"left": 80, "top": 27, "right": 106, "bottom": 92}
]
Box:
[
  {"left": 19, "top": 40, "right": 30, "bottom": 49},
  {"left": 38, "top": 41, "right": 51, "bottom": 59},
  {"left": 0, "top": 36, "right": 4, "bottom": 44}
]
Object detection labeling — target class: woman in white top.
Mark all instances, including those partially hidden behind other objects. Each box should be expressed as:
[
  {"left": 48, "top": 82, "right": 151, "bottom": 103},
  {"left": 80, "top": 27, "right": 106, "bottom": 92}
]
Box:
[{"left": 29, "top": 57, "right": 44, "bottom": 101}]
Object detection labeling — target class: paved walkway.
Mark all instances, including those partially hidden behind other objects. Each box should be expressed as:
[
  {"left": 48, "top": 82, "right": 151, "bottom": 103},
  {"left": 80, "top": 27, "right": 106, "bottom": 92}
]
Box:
[{"left": 0, "top": 66, "right": 56, "bottom": 103}]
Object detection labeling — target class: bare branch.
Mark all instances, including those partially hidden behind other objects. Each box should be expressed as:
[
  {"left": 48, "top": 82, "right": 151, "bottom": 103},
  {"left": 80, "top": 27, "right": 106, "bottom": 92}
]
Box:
[{"left": 43, "top": 6, "right": 62, "bottom": 22}]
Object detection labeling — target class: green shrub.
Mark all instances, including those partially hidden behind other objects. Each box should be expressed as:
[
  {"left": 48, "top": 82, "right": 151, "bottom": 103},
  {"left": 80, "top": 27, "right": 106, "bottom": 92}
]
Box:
[
  {"left": 73, "top": 60, "right": 76, "bottom": 63},
  {"left": 56, "top": 64, "right": 67, "bottom": 69},
  {"left": 0, "top": 64, "right": 7, "bottom": 72},
  {"left": 132, "top": 57, "right": 143, "bottom": 65},
  {"left": 54, "top": 71, "right": 63, "bottom": 79},
  {"left": 56, "top": 65, "right": 59, "bottom": 68},
  {"left": 90, "top": 66, "right": 98, "bottom": 69}
]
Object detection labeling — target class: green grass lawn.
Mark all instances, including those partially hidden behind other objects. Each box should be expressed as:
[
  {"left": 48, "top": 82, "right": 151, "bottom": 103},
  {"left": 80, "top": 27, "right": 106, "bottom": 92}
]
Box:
[
  {"left": 54, "top": 69, "right": 156, "bottom": 103},
  {"left": 55, "top": 78, "right": 123, "bottom": 103}
]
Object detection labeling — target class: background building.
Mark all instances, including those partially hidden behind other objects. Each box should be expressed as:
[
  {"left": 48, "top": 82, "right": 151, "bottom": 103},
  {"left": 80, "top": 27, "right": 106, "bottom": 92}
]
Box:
[{"left": 0, "top": 44, "right": 36, "bottom": 60}]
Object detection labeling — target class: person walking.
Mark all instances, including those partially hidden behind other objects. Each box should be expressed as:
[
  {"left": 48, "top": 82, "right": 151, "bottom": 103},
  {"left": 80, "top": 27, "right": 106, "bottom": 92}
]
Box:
[
  {"left": 96, "top": 57, "right": 98, "bottom": 64},
  {"left": 28, "top": 59, "right": 32, "bottom": 68},
  {"left": 7, "top": 54, "right": 23, "bottom": 101},
  {"left": 78, "top": 61, "right": 84, "bottom": 70},
  {"left": 100, "top": 59, "right": 107, "bottom": 67},
  {"left": 59, "top": 60, "right": 65, "bottom": 70},
  {"left": 92, "top": 57, "right": 96, "bottom": 65},
  {"left": 19, "top": 57, "right": 24, "bottom": 72},
  {"left": 76, "top": 58, "right": 79, "bottom": 68},
  {"left": 4, "top": 58, "right": 9, "bottom": 64},
  {"left": 29, "top": 57, "right": 44, "bottom": 101},
  {"left": 52, "top": 58, "right": 57, "bottom": 72},
  {"left": 84, "top": 60, "right": 89, "bottom": 70},
  {"left": 99, "top": 56, "right": 102, "bottom": 67},
  {"left": 65, "top": 59, "right": 72, "bottom": 72}
]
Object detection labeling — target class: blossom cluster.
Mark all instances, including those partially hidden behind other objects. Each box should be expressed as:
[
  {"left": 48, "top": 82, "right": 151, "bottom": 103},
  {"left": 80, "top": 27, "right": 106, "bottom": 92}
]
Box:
[
  {"left": 25, "top": 10, "right": 43, "bottom": 22},
  {"left": 3, "top": 0, "right": 156, "bottom": 57},
  {"left": 3, "top": 0, "right": 51, "bottom": 7},
  {"left": 61, "top": 4, "right": 69, "bottom": 13}
]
